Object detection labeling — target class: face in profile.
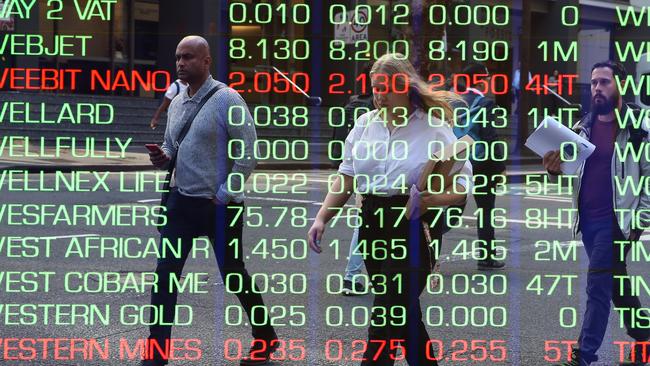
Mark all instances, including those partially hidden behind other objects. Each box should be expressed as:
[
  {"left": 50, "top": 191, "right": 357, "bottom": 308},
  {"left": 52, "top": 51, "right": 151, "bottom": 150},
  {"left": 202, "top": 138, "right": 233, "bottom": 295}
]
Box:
[{"left": 590, "top": 67, "right": 620, "bottom": 116}]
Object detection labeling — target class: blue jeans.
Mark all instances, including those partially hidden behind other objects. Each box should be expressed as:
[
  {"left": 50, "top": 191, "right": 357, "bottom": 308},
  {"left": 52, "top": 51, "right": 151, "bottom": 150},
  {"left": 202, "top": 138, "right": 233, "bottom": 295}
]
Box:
[
  {"left": 578, "top": 217, "right": 650, "bottom": 364},
  {"left": 344, "top": 227, "right": 364, "bottom": 282}
]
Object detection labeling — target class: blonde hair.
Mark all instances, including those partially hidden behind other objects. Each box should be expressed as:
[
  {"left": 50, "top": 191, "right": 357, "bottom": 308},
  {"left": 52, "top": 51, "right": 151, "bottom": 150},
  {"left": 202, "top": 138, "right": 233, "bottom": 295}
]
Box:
[{"left": 370, "top": 53, "right": 463, "bottom": 126}]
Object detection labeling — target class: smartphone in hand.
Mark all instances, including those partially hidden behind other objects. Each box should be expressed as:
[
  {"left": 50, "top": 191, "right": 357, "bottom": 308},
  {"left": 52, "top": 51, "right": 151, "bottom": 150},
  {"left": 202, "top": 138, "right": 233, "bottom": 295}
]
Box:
[
  {"left": 146, "top": 144, "right": 170, "bottom": 168},
  {"left": 145, "top": 144, "right": 164, "bottom": 154}
]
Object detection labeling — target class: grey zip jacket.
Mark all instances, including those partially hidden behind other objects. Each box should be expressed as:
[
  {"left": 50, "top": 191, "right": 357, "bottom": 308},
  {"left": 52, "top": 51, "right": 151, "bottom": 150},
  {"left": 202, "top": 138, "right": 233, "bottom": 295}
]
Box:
[{"left": 548, "top": 103, "right": 650, "bottom": 239}]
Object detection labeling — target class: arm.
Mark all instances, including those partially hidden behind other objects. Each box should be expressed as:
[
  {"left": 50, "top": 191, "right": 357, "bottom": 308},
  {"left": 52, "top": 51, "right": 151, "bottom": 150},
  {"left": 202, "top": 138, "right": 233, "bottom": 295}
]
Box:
[
  {"left": 308, "top": 174, "right": 354, "bottom": 253},
  {"left": 407, "top": 160, "right": 471, "bottom": 219},
  {"left": 407, "top": 124, "right": 473, "bottom": 218},
  {"left": 633, "top": 127, "right": 650, "bottom": 240},
  {"left": 420, "top": 185, "right": 467, "bottom": 207},
  {"left": 308, "top": 111, "right": 368, "bottom": 253},
  {"left": 543, "top": 150, "right": 562, "bottom": 183},
  {"left": 215, "top": 91, "right": 257, "bottom": 204},
  {"left": 150, "top": 97, "right": 172, "bottom": 129},
  {"left": 151, "top": 100, "right": 179, "bottom": 170}
]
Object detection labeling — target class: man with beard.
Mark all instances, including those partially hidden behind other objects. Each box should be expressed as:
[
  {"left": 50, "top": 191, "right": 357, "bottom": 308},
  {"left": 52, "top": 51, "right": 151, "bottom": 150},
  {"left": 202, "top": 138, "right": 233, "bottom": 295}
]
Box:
[
  {"left": 543, "top": 61, "right": 650, "bottom": 365},
  {"left": 144, "top": 36, "right": 277, "bottom": 366}
]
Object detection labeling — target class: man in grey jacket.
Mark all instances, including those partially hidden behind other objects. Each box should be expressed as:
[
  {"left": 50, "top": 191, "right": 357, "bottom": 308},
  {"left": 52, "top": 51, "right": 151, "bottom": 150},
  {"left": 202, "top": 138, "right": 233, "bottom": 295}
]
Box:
[
  {"left": 544, "top": 61, "right": 650, "bottom": 366},
  {"left": 144, "top": 36, "right": 277, "bottom": 366}
]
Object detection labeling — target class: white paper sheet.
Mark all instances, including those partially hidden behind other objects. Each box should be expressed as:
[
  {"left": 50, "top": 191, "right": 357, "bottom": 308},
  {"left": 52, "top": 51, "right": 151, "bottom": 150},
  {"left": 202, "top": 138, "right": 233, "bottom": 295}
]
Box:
[{"left": 525, "top": 116, "right": 595, "bottom": 174}]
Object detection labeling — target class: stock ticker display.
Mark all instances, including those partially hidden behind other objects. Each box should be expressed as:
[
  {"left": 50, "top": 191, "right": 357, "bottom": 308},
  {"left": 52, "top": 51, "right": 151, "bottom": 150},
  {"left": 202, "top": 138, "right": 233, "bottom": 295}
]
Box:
[{"left": 1, "top": 1, "right": 650, "bottom": 365}]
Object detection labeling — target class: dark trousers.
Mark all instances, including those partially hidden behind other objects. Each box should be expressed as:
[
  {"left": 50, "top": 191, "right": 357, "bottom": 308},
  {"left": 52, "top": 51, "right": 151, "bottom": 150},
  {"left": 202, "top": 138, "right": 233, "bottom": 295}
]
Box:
[
  {"left": 359, "top": 195, "right": 440, "bottom": 366},
  {"left": 473, "top": 172, "right": 499, "bottom": 259},
  {"left": 512, "top": 88, "right": 521, "bottom": 115},
  {"left": 147, "top": 189, "right": 275, "bottom": 362},
  {"left": 578, "top": 217, "right": 650, "bottom": 363}
]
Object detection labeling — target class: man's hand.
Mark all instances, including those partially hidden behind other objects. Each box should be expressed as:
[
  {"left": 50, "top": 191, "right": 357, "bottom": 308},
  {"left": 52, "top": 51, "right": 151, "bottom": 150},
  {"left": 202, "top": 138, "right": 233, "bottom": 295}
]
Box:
[
  {"left": 307, "top": 220, "right": 325, "bottom": 253},
  {"left": 543, "top": 150, "right": 562, "bottom": 175},
  {"left": 150, "top": 118, "right": 159, "bottom": 130},
  {"left": 149, "top": 147, "right": 170, "bottom": 169}
]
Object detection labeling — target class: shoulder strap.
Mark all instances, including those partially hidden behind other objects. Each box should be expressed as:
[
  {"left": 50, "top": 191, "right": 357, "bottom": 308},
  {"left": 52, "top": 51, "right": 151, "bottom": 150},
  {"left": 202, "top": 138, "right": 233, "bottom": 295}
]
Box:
[
  {"left": 165, "top": 83, "right": 225, "bottom": 177},
  {"left": 469, "top": 94, "right": 484, "bottom": 110},
  {"left": 456, "top": 95, "right": 483, "bottom": 129}
]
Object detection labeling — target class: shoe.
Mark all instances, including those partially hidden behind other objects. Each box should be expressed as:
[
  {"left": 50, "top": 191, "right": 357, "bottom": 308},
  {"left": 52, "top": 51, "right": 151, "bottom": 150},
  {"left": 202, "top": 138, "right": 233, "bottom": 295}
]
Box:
[
  {"left": 342, "top": 279, "right": 366, "bottom": 296},
  {"left": 621, "top": 342, "right": 650, "bottom": 365},
  {"left": 477, "top": 259, "right": 505, "bottom": 270},
  {"left": 240, "top": 336, "right": 280, "bottom": 366},
  {"left": 139, "top": 360, "right": 166, "bottom": 366},
  {"left": 553, "top": 348, "right": 588, "bottom": 366}
]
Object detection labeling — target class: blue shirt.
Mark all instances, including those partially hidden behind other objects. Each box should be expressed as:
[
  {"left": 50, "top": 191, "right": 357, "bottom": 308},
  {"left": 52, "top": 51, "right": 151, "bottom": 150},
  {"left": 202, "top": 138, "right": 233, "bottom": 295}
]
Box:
[{"left": 161, "top": 76, "right": 258, "bottom": 203}]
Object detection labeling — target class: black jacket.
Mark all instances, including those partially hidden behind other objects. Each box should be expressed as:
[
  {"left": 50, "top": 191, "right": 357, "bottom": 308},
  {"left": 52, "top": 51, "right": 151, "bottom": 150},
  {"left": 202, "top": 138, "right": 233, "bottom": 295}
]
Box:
[{"left": 457, "top": 90, "right": 507, "bottom": 175}]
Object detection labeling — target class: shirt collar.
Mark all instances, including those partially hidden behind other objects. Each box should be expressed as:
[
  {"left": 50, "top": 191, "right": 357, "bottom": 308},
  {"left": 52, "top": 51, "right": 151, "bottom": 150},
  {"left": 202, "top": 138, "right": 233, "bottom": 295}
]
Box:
[
  {"left": 370, "top": 108, "right": 423, "bottom": 135},
  {"left": 182, "top": 75, "right": 215, "bottom": 103}
]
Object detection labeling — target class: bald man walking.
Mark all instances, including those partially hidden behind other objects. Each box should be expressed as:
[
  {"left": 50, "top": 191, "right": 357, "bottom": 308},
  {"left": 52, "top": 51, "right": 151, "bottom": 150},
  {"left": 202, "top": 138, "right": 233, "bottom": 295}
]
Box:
[{"left": 143, "top": 36, "right": 277, "bottom": 366}]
